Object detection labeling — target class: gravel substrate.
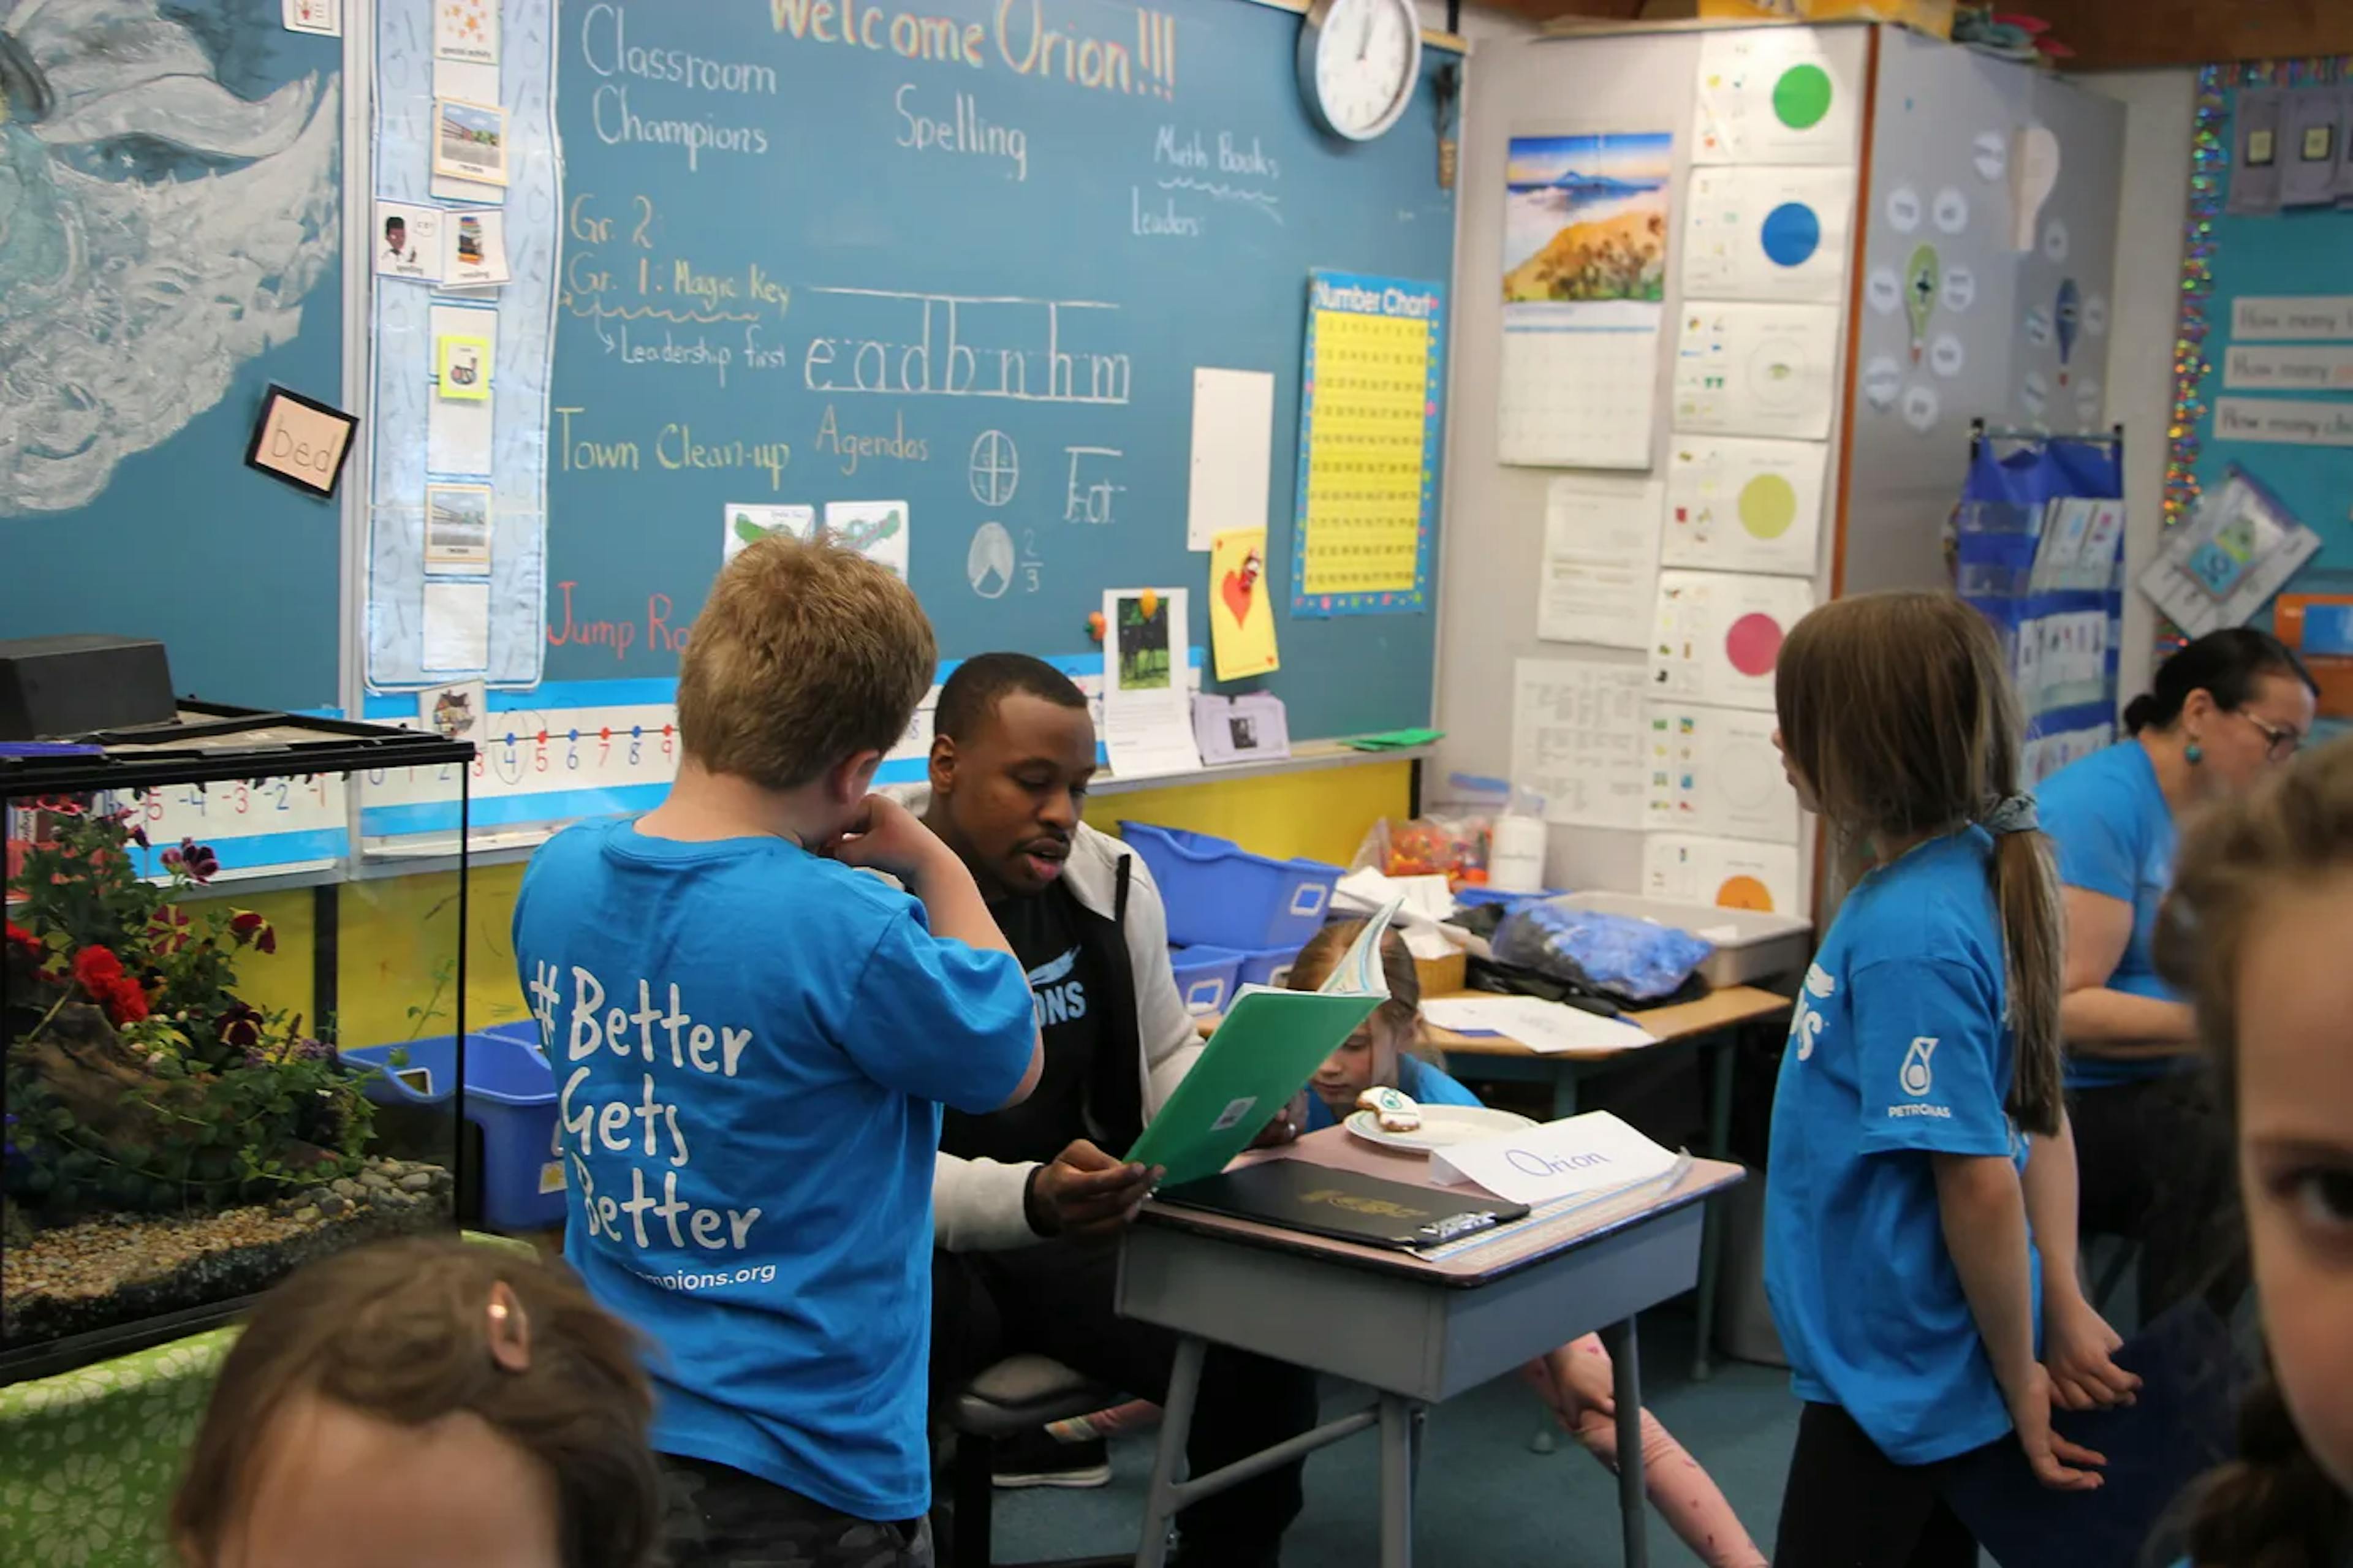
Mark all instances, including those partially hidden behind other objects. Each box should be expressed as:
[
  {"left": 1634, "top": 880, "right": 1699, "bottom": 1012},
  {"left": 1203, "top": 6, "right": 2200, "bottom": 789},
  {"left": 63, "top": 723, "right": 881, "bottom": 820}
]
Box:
[{"left": 2, "top": 1157, "right": 455, "bottom": 1347}]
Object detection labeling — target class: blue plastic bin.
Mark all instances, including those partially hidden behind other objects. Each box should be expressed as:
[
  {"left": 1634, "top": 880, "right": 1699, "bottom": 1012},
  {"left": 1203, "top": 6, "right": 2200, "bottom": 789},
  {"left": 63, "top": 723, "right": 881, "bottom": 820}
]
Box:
[
  {"left": 1168, "top": 944, "right": 1244, "bottom": 1016},
  {"left": 344, "top": 1030, "right": 567, "bottom": 1232},
  {"left": 1236, "top": 943, "right": 1306, "bottom": 991},
  {"left": 1120, "top": 822, "right": 1341, "bottom": 950}
]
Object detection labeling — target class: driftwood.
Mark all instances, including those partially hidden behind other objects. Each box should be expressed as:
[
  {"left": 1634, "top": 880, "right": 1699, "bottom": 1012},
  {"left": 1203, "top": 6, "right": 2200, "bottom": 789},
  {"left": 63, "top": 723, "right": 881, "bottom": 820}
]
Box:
[{"left": 9, "top": 999, "right": 212, "bottom": 1151}]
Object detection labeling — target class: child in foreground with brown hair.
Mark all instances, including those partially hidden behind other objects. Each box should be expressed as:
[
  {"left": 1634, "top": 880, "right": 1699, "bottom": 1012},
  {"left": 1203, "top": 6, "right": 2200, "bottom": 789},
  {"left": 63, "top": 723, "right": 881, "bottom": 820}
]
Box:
[
  {"left": 2158, "top": 733, "right": 2353, "bottom": 1567},
  {"left": 171, "top": 1236, "right": 660, "bottom": 1568}
]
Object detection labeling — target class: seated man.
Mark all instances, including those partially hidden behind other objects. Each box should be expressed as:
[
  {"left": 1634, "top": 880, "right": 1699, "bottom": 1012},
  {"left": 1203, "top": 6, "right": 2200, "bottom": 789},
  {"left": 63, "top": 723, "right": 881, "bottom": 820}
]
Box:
[{"left": 923, "top": 653, "right": 1318, "bottom": 1567}]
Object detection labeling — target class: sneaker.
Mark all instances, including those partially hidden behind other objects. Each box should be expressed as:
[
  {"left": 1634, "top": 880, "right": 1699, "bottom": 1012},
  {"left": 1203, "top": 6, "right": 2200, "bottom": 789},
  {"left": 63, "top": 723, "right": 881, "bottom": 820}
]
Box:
[{"left": 991, "top": 1429, "right": 1111, "bottom": 1490}]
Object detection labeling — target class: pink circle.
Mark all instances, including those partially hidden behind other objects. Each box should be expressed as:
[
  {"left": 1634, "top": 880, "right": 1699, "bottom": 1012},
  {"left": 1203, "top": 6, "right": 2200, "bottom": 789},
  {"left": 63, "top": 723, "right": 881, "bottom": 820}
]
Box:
[{"left": 1725, "top": 613, "right": 1784, "bottom": 678}]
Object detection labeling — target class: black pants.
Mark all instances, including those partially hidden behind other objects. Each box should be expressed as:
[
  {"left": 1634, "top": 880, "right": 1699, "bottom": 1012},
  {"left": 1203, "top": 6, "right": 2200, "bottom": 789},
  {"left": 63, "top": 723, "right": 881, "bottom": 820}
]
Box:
[
  {"left": 931, "top": 1240, "right": 1317, "bottom": 1562},
  {"left": 2072, "top": 1069, "right": 2246, "bottom": 1320},
  {"left": 659, "top": 1455, "right": 933, "bottom": 1568},
  {"left": 1775, "top": 1403, "right": 1989, "bottom": 1568}
]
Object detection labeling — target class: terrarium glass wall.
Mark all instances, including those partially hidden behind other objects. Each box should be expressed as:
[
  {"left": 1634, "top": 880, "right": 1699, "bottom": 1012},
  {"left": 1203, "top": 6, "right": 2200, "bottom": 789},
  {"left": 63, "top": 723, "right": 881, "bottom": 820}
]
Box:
[{"left": 3, "top": 714, "right": 472, "bottom": 1380}]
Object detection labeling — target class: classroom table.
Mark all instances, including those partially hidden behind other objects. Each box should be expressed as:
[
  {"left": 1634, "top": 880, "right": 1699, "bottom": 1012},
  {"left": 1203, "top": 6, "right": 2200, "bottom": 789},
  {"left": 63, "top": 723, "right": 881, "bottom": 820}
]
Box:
[
  {"left": 1116, "top": 1130, "right": 1745, "bottom": 1568},
  {"left": 1427, "top": 985, "right": 1792, "bottom": 1380}
]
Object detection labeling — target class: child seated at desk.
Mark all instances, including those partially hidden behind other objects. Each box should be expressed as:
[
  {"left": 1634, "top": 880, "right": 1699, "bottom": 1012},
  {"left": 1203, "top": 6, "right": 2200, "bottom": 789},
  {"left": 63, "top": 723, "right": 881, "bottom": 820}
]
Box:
[{"left": 1059, "top": 918, "right": 1769, "bottom": 1568}]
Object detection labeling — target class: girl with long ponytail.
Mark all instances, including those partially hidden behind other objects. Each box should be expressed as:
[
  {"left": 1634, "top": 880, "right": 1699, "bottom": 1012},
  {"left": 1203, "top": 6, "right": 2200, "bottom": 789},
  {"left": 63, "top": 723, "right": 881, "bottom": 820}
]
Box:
[{"left": 1763, "top": 592, "right": 2140, "bottom": 1566}]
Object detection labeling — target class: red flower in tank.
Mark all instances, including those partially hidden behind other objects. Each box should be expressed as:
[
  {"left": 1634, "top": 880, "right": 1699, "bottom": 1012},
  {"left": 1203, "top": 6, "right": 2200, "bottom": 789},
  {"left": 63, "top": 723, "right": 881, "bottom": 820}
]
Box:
[
  {"left": 4, "top": 923, "right": 40, "bottom": 963},
  {"left": 70, "top": 945, "right": 150, "bottom": 1026}
]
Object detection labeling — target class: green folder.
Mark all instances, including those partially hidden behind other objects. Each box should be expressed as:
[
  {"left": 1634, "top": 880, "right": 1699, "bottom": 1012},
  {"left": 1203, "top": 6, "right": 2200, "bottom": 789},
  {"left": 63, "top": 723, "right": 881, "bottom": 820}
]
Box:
[{"left": 1126, "top": 898, "right": 1402, "bottom": 1187}]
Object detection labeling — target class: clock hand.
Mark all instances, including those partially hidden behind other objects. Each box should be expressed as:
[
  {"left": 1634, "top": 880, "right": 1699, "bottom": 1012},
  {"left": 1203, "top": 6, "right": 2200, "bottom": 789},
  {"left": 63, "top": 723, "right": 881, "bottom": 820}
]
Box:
[{"left": 1357, "top": 6, "right": 1374, "bottom": 60}]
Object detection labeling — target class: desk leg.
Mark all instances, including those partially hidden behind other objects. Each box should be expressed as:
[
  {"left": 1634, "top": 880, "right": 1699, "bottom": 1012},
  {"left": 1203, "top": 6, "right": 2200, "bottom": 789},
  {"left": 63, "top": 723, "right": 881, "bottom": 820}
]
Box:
[
  {"left": 1551, "top": 1069, "right": 1581, "bottom": 1121},
  {"left": 1135, "top": 1335, "right": 1206, "bottom": 1568},
  {"left": 1379, "top": 1393, "right": 1418, "bottom": 1568},
  {"left": 1692, "top": 1034, "right": 1737, "bottom": 1382},
  {"left": 1601, "top": 1317, "right": 1648, "bottom": 1568}
]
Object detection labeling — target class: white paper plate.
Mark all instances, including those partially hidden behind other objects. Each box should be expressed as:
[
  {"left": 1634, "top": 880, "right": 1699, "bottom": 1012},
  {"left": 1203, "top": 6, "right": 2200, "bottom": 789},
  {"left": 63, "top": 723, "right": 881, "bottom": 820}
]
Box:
[{"left": 1344, "top": 1104, "right": 1537, "bottom": 1154}]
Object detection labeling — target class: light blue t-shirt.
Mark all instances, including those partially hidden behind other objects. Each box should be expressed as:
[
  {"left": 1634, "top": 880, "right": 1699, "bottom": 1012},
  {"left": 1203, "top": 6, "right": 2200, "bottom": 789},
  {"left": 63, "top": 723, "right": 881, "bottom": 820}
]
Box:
[
  {"left": 1301, "top": 1053, "right": 1485, "bottom": 1132},
  {"left": 2034, "top": 740, "right": 2188, "bottom": 1088},
  {"left": 512, "top": 817, "right": 1034, "bottom": 1521},
  {"left": 1765, "top": 828, "right": 2041, "bottom": 1466}
]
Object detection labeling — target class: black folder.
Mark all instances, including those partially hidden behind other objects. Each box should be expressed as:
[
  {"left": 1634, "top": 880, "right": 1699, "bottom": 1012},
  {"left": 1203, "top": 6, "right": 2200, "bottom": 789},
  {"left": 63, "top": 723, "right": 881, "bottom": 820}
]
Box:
[{"left": 1156, "top": 1161, "right": 1529, "bottom": 1251}]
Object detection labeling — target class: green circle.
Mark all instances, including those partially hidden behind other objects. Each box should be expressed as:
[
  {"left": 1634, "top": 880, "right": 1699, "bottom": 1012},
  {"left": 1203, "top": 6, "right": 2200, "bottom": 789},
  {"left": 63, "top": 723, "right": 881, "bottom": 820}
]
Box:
[
  {"left": 1772, "top": 64, "right": 1833, "bottom": 131},
  {"left": 1738, "top": 474, "right": 1798, "bottom": 540}
]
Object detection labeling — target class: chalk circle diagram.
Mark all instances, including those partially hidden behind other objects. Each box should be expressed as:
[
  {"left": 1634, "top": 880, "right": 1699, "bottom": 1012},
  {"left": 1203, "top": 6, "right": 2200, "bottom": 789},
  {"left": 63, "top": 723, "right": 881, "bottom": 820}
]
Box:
[
  {"left": 1885, "top": 184, "right": 1922, "bottom": 234},
  {"left": 1736, "top": 473, "right": 1800, "bottom": 540},
  {"left": 1716, "top": 874, "right": 1778, "bottom": 912},
  {"left": 969, "top": 430, "right": 1019, "bottom": 506},
  {"left": 1759, "top": 202, "right": 1822, "bottom": 268},
  {"left": 1971, "top": 130, "right": 2007, "bottom": 182},
  {"left": 967, "top": 521, "right": 1016, "bottom": 599},
  {"left": 1941, "top": 265, "right": 1977, "bottom": 314},
  {"left": 1932, "top": 186, "right": 1969, "bottom": 235},
  {"left": 1929, "top": 332, "right": 1966, "bottom": 379},
  {"left": 1724, "top": 612, "right": 1786, "bottom": 678},
  {"left": 1745, "top": 334, "right": 1814, "bottom": 409},
  {"left": 1772, "top": 63, "right": 1834, "bottom": 129}
]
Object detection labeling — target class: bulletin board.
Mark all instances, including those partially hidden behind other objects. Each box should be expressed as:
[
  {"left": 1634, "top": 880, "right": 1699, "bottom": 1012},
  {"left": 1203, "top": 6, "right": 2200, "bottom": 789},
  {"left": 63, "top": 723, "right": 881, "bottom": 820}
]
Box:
[
  {"left": 504, "top": 0, "right": 1460, "bottom": 747},
  {"left": 2162, "top": 58, "right": 2353, "bottom": 702},
  {"left": 0, "top": 4, "right": 347, "bottom": 713}
]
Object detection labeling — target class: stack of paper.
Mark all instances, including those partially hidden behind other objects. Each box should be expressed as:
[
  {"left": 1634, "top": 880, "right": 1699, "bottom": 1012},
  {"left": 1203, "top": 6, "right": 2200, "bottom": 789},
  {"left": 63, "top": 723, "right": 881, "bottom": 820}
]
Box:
[{"left": 1422, "top": 994, "right": 1659, "bottom": 1055}]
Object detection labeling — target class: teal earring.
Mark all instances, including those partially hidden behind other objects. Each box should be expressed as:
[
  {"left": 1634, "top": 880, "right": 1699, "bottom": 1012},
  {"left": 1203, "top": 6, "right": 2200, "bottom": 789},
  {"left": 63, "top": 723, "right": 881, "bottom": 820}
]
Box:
[{"left": 2185, "top": 740, "right": 2204, "bottom": 766}]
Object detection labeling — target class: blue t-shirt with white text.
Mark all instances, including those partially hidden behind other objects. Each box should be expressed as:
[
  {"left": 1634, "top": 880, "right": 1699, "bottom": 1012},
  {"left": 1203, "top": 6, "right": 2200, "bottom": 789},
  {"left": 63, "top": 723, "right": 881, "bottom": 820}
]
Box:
[
  {"left": 1765, "top": 828, "right": 2041, "bottom": 1466},
  {"left": 512, "top": 818, "right": 1034, "bottom": 1520},
  {"left": 2034, "top": 740, "right": 2188, "bottom": 1087}
]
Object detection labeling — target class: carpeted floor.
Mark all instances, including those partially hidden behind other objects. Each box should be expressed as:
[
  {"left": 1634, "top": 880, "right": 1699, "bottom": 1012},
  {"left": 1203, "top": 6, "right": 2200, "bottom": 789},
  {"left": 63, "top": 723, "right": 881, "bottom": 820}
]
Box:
[{"left": 990, "top": 1304, "right": 1802, "bottom": 1568}]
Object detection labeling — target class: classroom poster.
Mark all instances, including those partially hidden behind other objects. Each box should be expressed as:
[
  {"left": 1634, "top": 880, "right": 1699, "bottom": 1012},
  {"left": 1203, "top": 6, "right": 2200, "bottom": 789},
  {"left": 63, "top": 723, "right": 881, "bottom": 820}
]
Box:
[
  {"left": 1536, "top": 475, "right": 1663, "bottom": 650},
  {"left": 1498, "top": 133, "right": 1671, "bottom": 469},
  {"left": 1511, "top": 656, "right": 1648, "bottom": 830},
  {"left": 1648, "top": 569, "right": 1815, "bottom": 711},
  {"left": 821, "top": 501, "right": 913, "bottom": 581},
  {"left": 1681, "top": 167, "right": 1856, "bottom": 305},
  {"left": 722, "top": 503, "right": 817, "bottom": 563},
  {"left": 1102, "top": 588, "right": 1199, "bottom": 778},
  {"left": 1642, "top": 834, "right": 1802, "bottom": 915},
  {"left": 1292, "top": 271, "right": 1446, "bottom": 616},
  {"left": 1208, "top": 528, "right": 1279, "bottom": 680},
  {"left": 1642, "top": 702, "right": 1800, "bottom": 844},
  {"left": 1662, "top": 436, "right": 1826, "bottom": 577},
  {"left": 1672, "top": 302, "right": 1841, "bottom": 441},
  {"left": 1692, "top": 29, "right": 1861, "bottom": 166}
]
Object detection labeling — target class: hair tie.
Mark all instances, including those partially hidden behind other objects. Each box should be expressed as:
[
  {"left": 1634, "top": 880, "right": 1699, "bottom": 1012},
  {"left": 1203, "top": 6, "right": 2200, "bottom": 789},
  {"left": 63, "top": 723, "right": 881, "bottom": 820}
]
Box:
[
  {"left": 485, "top": 1281, "right": 533, "bottom": 1373},
  {"left": 1982, "top": 795, "right": 2039, "bottom": 836}
]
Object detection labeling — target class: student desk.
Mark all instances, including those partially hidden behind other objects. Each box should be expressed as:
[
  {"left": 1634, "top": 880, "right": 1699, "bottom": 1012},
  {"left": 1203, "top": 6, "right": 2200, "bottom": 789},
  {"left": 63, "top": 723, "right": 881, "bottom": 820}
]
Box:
[
  {"left": 1428, "top": 985, "right": 1792, "bottom": 1380},
  {"left": 1116, "top": 1131, "right": 1745, "bottom": 1568}
]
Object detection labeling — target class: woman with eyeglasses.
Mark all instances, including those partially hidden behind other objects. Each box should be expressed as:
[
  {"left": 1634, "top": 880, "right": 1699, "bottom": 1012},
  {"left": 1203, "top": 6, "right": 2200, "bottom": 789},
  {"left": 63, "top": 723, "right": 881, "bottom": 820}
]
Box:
[{"left": 2034, "top": 629, "right": 2319, "bottom": 1331}]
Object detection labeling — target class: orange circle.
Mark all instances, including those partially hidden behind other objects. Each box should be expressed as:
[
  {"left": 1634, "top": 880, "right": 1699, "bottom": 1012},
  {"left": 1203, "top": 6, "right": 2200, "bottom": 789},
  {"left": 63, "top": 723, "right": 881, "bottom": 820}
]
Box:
[{"left": 1715, "top": 874, "right": 1776, "bottom": 912}]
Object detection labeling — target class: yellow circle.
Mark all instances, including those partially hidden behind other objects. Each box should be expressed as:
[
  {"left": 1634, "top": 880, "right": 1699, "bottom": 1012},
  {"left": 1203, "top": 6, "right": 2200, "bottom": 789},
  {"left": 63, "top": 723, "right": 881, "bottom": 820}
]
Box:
[{"left": 1737, "top": 474, "right": 1798, "bottom": 540}]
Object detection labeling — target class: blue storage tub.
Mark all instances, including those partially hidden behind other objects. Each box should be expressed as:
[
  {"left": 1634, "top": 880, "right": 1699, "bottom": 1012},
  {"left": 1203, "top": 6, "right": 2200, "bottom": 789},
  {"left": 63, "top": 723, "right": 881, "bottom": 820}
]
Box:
[
  {"left": 1169, "top": 944, "right": 1244, "bottom": 1016},
  {"left": 344, "top": 1029, "right": 567, "bottom": 1232},
  {"left": 1120, "top": 822, "right": 1341, "bottom": 950},
  {"left": 1236, "top": 943, "right": 1306, "bottom": 991}
]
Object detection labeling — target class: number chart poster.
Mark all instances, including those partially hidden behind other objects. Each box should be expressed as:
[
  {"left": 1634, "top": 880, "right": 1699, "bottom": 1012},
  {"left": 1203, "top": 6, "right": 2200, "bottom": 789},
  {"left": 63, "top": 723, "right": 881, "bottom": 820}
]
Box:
[
  {"left": 2165, "top": 58, "right": 2353, "bottom": 679},
  {"left": 1292, "top": 270, "right": 1447, "bottom": 617}
]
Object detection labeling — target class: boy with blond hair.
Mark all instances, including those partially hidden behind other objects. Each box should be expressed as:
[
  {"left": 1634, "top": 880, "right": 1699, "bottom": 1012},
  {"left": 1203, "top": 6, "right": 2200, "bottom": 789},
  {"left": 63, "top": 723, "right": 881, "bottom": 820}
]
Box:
[{"left": 513, "top": 537, "right": 1040, "bottom": 1568}]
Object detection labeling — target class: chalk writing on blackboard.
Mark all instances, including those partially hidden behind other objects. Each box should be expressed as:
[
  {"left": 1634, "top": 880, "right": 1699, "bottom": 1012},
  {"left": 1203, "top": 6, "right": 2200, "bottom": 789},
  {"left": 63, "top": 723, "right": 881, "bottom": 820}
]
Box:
[
  {"left": 806, "top": 288, "right": 1131, "bottom": 404},
  {"left": 895, "top": 85, "right": 1030, "bottom": 181},
  {"left": 1064, "top": 448, "right": 1125, "bottom": 525},
  {"left": 768, "top": 0, "right": 1180, "bottom": 101}
]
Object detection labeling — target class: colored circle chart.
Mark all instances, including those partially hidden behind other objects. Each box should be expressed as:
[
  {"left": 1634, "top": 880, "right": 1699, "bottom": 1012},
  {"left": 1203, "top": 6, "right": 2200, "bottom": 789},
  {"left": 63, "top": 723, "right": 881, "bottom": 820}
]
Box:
[
  {"left": 1772, "top": 64, "right": 1833, "bottom": 131},
  {"left": 1716, "top": 874, "right": 1777, "bottom": 913},
  {"left": 1724, "top": 612, "right": 1785, "bottom": 678},
  {"left": 1736, "top": 473, "right": 1799, "bottom": 540},
  {"left": 1759, "top": 202, "right": 1822, "bottom": 269}
]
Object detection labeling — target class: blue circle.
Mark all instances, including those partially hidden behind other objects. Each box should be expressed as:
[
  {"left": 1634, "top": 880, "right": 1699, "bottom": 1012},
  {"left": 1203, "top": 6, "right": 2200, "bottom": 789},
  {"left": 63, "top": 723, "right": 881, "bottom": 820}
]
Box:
[{"left": 1759, "top": 202, "right": 1822, "bottom": 268}]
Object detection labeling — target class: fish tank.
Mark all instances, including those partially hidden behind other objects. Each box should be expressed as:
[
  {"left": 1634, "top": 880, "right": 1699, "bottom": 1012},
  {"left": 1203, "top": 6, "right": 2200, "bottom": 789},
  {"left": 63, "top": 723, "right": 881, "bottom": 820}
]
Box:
[{"left": 2, "top": 705, "right": 474, "bottom": 1382}]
